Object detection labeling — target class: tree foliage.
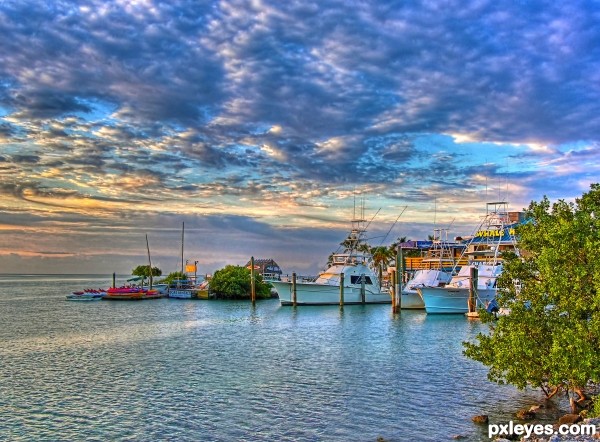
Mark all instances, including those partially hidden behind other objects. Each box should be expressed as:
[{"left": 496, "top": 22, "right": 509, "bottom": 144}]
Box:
[
  {"left": 160, "top": 271, "right": 188, "bottom": 285},
  {"left": 464, "top": 184, "right": 600, "bottom": 404},
  {"left": 132, "top": 265, "right": 162, "bottom": 277},
  {"left": 210, "top": 265, "right": 271, "bottom": 299}
]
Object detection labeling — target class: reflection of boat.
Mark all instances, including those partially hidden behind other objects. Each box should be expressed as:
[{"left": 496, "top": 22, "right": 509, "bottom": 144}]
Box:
[
  {"left": 103, "top": 287, "right": 163, "bottom": 300},
  {"left": 418, "top": 202, "right": 521, "bottom": 314},
  {"left": 399, "top": 229, "right": 463, "bottom": 309},
  {"left": 66, "top": 290, "right": 105, "bottom": 301},
  {"left": 270, "top": 210, "right": 391, "bottom": 305}
]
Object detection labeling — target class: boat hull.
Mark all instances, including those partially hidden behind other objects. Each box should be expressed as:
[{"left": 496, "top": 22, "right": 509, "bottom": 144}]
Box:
[
  {"left": 400, "top": 291, "right": 425, "bottom": 309},
  {"left": 168, "top": 289, "right": 197, "bottom": 299},
  {"left": 270, "top": 281, "right": 391, "bottom": 305},
  {"left": 418, "top": 286, "right": 496, "bottom": 314},
  {"left": 104, "top": 288, "right": 163, "bottom": 300},
  {"left": 66, "top": 294, "right": 103, "bottom": 301}
]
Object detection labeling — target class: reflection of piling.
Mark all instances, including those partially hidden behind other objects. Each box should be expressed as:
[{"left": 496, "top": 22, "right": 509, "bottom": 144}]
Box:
[
  {"left": 339, "top": 273, "right": 345, "bottom": 307},
  {"left": 250, "top": 256, "right": 256, "bottom": 303},
  {"left": 467, "top": 266, "right": 479, "bottom": 318},
  {"left": 292, "top": 272, "right": 297, "bottom": 306},
  {"left": 360, "top": 273, "right": 366, "bottom": 304}
]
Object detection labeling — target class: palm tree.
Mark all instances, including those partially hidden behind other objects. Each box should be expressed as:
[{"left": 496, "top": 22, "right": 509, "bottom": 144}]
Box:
[{"left": 371, "top": 246, "right": 394, "bottom": 287}]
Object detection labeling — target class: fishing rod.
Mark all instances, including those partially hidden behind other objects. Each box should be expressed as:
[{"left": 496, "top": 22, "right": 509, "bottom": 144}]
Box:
[{"left": 378, "top": 206, "right": 407, "bottom": 246}]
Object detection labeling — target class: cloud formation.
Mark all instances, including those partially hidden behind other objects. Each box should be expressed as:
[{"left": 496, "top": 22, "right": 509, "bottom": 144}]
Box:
[{"left": 0, "top": 0, "right": 599, "bottom": 273}]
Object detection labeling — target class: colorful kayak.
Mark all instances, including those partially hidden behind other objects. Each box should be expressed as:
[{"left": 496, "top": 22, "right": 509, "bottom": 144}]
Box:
[{"left": 103, "top": 287, "right": 163, "bottom": 300}]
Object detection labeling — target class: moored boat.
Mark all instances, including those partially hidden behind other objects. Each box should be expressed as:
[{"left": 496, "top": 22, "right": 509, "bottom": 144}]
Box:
[
  {"left": 399, "top": 229, "right": 464, "bottom": 309},
  {"left": 418, "top": 201, "right": 521, "bottom": 314},
  {"left": 270, "top": 211, "right": 391, "bottom": 305},
  {"left": 66, "top": 290, "right": 105, "bottom": 301},
  {"left": 103, "top": 287, "right": 163, "bottom": 300}
]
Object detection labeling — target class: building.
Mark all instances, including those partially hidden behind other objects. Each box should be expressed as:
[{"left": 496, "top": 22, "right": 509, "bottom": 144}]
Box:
[{"left": 245, "top": 258, "right": 283, "bottom": 280}]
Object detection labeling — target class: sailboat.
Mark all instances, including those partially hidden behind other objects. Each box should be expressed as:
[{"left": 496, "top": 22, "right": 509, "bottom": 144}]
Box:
[
  {"left": 105, "top": 235, "right": 163, "bottom": 300},
  {"left": 168, "top": 222, "right": 201, "bottom": 299}
]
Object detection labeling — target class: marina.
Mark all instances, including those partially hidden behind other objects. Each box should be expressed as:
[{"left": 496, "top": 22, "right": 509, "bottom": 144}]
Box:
[{"left": 0, "top": 274, "right": 572, "bottom": 442}]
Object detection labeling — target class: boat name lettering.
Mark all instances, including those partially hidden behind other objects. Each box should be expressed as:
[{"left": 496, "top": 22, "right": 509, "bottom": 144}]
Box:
[{"left": 474, "top": 228, "right": 516, "bottom": 238}]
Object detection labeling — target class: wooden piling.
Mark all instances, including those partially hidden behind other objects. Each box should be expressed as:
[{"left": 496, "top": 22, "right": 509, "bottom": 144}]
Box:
[
  {"left": 339, "top": 273, "right": 344, "bottom": 307},
  {"left": 292, "top": 272, "right": 297, "bottom": 306},
  {"left": 391, "top": 270, "right": 397, "bottom": 312},
  {"left": 397, "top": 247, "right": 404, "bottom": 311},
  {"left": 467, "top": 266, "right": 478, "bottom": 316},
  {"left": 112, "top": 272, "right": 116, "bottom": 289},
  {"left": 250, "top": 256, "right": 256, "bottom": 303},
  {"left": 360, "top": 273, "right": 366, "bottom": 304}
]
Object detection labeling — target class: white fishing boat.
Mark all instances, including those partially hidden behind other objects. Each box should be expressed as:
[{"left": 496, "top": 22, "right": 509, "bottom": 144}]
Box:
[
  {"left": 270, "top": 211, "right": 391, "bottom": 305},
  {"left": 418, "top": 202, "right": 521, "bottom": 314},
  {"left": 399, "top": 229, "right": 464, "bottom": 309}
]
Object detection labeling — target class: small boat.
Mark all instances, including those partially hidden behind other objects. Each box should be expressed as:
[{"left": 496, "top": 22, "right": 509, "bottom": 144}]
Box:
[
  {"left": 103, "top": 287, "right": 163, "bottom": 300},
  {"left": 270, "top": 211, "right": 391, "bottom": 305},
  {"left": 66, "top": 290, "right": 105, "bottom": 301}
]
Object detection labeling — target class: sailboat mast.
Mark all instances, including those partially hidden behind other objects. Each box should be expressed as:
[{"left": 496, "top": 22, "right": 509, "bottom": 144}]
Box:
[
  {"left": 181, "top": 222, "right": 185, "bottom": 274},
  {"left": 146, "top": 234, "right": 153, "bottom": 289}
]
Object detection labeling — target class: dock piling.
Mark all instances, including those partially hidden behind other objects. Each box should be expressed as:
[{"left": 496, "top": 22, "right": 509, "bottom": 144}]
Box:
[
  {"left": 250, "top": 256, "right": 256, "bottom": 303},
  {"left": 391, "top": 270, "right": 397, "bottom": 312},
  {"left": 292, "top": 272, "right": 297, "bottom": 306},
  {"left": 396, "top": 246, "right": 404, "bottom": 311},
  {"left": 339, "top": 273, "right": 344, "bottom": 307},
  {"left": 360, "top": 273, "right": 366, "bottom": 304},
  {"left": 467, "top": 266, "right": 479, "bottom": 317}
]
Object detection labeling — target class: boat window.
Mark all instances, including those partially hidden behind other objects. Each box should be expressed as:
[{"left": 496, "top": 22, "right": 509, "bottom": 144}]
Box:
[{"left": 350, "top": 275, "right": 373, "bottom": 285}]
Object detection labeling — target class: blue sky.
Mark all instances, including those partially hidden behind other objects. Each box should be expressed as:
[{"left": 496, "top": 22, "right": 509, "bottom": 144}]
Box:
[{"left": 0, "top": 0, "right": 599, "bottom": 275}]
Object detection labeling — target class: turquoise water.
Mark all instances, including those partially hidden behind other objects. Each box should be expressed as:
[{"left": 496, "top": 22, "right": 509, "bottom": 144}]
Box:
[{"left": 0, "top": 275, "right": 565, "bottom": 442}]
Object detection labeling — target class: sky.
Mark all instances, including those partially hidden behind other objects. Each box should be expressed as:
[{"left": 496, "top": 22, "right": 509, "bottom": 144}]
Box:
[{"left": 1, "top": 0, "right": 599, "bottom": 276}]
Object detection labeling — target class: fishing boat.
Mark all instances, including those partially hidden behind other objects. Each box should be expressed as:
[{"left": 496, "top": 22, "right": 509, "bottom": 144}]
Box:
[
  {"left": 418, "top": 202, "right": 521, "bottom": 314},
  {"left": 399, "top": 229, "right": 464, "bottom": 309},
  {"left": 270, "top": 210, "right": 391, "bottom": 305}
]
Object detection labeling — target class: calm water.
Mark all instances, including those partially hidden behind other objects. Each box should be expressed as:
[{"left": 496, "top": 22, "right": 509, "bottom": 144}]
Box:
[{"left": 0, "top": 275, "right": 566, "bottom": 442}]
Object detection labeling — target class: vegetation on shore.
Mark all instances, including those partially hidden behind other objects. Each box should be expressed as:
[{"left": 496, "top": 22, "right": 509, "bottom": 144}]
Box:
[
  {"left": 210, "top": 265, "right": 272, "bottom": 299},
  {"left": 464, "top": 184, "right": 600, "bottom": 414}
]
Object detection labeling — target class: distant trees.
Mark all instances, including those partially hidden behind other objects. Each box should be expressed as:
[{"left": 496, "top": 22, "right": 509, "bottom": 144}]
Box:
[
  {"left": 210, "top": 265, "right": 271, "bottom": 299},
  {"left": 131, "top": 265, "right": 162, "bottom": 278},
  {"left": 463, "top": 184, "right": 600, "bottom": 412}
]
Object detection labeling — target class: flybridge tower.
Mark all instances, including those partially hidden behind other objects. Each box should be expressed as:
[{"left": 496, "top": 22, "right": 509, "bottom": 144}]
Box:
[{"left": 347, "top": 194, "right": 368, "bottom": 253}]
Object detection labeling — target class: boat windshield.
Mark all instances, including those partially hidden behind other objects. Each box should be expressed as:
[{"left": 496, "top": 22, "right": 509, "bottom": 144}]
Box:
[{"left": 332, "top": 254, "right": 368, "bottom": 265}]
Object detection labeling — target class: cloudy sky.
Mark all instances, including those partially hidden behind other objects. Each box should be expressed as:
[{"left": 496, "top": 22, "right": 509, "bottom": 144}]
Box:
[{"left": 1, "top": 0, "right": 599, "bottom": 275}]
